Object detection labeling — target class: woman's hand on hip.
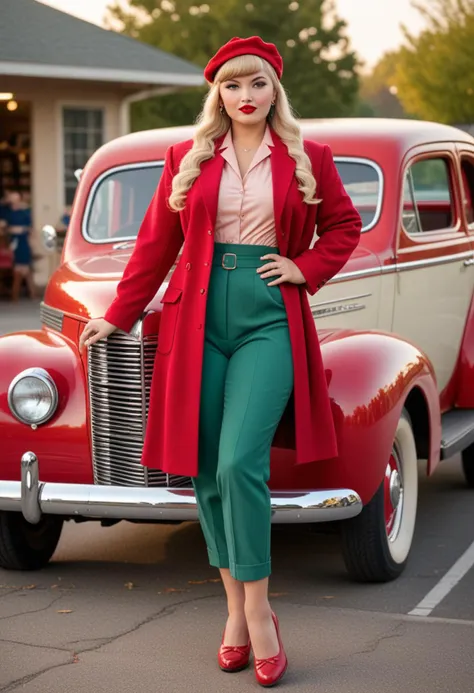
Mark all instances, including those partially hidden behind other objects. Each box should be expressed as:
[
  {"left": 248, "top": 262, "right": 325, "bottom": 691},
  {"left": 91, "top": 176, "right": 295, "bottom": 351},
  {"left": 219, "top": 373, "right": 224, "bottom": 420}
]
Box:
[
  {"left": 79, "top": 318, "right": 117, "bottom": 350},
  {"left": 257, "top": 254, "right": 306, "bottom": 286}
]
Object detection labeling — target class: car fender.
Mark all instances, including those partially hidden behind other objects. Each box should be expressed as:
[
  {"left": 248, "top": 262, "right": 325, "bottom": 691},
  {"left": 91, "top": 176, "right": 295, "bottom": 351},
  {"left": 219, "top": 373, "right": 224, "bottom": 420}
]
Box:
[
  {"left": 0, "top": 327, "right": 92, "bottom": 483},
  {"left": 279, "top": 331, "right": 441, "bottom": 506}
]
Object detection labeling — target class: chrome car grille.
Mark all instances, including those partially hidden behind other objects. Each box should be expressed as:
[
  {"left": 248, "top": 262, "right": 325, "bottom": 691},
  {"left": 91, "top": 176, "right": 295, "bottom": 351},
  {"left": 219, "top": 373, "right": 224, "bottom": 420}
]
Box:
[
  {"left": 88, "top": 329, "right": 192, "bottom": 488},
  {"left": 40, "top": 303, "right": 64, "bottom": 332}
]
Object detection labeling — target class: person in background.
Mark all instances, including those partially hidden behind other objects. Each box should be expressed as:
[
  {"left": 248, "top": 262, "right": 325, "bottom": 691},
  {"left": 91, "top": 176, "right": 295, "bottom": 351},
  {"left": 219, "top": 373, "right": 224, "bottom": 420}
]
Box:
[
  {"left": 0, "top": 192, "right": 14, "bottom": 296},
  {"left": 5, "top": 190, "right": 35, "bottom": 301}
]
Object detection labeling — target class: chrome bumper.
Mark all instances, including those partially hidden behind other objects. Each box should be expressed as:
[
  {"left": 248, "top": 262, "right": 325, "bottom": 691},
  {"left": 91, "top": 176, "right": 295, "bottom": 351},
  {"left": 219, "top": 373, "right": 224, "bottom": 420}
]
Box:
[{"left": 0, "top": 452, "right": 363, "bottom": 525}]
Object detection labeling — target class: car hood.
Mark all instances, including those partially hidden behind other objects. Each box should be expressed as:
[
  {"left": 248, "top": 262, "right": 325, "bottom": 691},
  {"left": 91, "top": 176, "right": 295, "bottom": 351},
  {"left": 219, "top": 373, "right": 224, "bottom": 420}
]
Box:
[
  {"left": 43, "top": 243, "right": 379, "bottom": 325},
  {"left": 43, "top": 248, "right": 173, "bottom": 321}
]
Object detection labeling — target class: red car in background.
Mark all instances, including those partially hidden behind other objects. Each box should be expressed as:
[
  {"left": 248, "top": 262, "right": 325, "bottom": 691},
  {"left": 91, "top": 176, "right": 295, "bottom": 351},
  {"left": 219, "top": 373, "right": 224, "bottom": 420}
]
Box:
[{"left": 1, "top": 118, "right": 473, "bottom": 583}]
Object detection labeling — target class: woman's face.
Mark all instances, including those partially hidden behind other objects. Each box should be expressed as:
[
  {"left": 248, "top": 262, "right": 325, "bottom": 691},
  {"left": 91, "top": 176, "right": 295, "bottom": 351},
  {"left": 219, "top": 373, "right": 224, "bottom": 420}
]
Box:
[{"left": 219, "top": 70, "right": 275, "bottom": 126}]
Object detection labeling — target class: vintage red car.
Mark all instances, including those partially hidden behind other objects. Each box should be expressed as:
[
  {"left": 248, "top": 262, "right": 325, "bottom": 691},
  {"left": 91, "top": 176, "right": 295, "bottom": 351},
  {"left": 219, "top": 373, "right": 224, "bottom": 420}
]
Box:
[{"left": 1, "top": 118, "right": 474, "bottom": 583}]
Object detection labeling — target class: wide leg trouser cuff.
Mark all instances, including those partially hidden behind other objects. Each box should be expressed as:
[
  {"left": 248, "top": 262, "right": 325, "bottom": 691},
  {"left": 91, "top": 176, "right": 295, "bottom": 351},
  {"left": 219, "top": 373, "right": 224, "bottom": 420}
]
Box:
[{"left": 230, "top": 560, "right": 271, "bottom": 582}]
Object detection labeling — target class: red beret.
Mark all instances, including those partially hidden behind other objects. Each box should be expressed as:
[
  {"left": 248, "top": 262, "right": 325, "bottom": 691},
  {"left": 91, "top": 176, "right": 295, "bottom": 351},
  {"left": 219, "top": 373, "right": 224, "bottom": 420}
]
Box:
[{"left": 204, "top": 36, "right": 283, "bottom": 83}]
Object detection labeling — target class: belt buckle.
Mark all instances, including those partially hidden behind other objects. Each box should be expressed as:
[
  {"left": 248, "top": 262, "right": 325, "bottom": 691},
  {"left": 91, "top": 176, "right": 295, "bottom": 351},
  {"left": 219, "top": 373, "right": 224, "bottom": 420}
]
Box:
[{"left": 222, "top": 252, "right": 237, "bottom": 270}]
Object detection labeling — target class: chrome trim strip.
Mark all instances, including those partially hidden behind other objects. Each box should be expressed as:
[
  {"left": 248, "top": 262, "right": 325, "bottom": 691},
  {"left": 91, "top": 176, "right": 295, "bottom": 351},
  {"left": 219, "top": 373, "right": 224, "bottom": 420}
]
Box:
[
  {"left": 39, "top": 302, "right": 64, "bottom": 331},
  {"left": 395, "top": 250, "right": 474, "bottom": 272},
  {"left": 311, "top": 303, "right": 366, "bottom": 318},
  {"left": 313, "top": 292, "right": 372, "bottom": 307},
  {"left": 329, "top": 250, "right": 474, "bottom": 283},
  {"left": 334, "top": 156, "right": 384, "bottom": 233},
  {"left": 82, "top": 160, "right": 165, "bottom": 245},
  {"left": 0, "top": 453, "right": 363, "bottom": 524},
  {"left": 329, "top": 266, "right": 384, "bottom": 283}
]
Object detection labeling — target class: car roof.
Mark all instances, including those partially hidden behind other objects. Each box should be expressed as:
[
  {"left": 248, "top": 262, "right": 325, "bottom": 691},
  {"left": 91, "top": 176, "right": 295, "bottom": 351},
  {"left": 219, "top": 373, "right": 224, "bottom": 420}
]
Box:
[{"left": 88, "top": 117, "right": 474, "bottom": 171}]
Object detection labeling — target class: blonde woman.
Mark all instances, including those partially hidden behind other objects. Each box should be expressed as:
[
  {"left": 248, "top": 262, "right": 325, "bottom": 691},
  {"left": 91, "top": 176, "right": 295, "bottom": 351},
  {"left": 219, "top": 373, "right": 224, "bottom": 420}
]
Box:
[{"left": 80, "top": 36, "right": 362, "bottom": 686}]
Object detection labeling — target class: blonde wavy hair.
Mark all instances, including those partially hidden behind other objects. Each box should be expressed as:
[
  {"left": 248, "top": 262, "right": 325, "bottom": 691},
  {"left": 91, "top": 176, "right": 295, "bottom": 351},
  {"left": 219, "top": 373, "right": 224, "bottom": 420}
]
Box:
[{"left": 168, "top": 53, "right": 319, "bottom": 211}]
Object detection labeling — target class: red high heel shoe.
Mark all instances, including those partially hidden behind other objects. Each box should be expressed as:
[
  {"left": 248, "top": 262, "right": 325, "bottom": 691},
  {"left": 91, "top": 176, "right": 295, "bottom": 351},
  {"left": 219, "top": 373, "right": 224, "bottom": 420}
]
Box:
[
  {"left": 254, "top": 611, "right": 288, "bottom": 687},
  {"left": 218, "top": 626, "right": 251, "bottom": 673}
]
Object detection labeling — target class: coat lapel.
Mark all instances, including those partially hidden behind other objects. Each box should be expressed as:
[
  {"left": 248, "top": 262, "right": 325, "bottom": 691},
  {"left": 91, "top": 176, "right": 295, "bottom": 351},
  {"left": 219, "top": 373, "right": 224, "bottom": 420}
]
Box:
[
  {"left": 270, "top": 131, "right": 296, "bottom": 252},
  {"left": 197, "top": 129, "right": 296, "bottom": 247}
]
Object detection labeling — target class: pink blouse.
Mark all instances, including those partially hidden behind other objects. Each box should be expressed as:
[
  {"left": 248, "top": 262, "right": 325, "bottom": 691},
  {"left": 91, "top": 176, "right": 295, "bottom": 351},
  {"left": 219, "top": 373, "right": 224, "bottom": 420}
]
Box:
[{"left": 214, "top": 126, "right": 277, "bottom": 247}]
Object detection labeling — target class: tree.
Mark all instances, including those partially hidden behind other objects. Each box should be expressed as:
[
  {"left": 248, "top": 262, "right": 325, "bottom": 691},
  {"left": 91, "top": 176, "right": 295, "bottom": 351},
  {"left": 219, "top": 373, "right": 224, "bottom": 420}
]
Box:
[
  {"left": 360, "top": 51, "right": 407, "bottom": 118},
  {"left": 105, "top": 0, "right": 360, "bottom": 130},
  {"left": 393, "top": 0, "right": 474, "bottom": 123}
]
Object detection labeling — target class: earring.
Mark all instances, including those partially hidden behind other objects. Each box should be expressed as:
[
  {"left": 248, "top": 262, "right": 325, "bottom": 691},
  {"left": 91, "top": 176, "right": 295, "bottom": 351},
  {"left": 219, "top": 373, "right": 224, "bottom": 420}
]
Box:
[{"left": 219, "top": 104, "right": 225, "bottom": 115}]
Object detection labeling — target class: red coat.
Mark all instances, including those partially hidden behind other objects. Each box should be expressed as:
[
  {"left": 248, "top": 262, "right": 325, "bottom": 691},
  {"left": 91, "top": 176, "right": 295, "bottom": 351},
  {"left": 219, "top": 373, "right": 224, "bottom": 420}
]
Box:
[{"left": 104, "top": 130, "right": 362, "bottom": 477}]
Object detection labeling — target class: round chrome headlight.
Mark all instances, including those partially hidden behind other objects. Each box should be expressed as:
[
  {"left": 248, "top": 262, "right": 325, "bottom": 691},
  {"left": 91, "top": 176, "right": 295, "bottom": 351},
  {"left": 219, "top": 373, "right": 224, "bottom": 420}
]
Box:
[{"left": 8, "top": 368, "right": 58, "bottom": 425}]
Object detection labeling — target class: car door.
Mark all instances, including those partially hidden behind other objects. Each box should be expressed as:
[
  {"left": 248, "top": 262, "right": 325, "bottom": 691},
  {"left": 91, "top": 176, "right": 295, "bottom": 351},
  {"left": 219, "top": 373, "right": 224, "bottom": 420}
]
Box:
[{"left": 391, "top": 144, "right": 474, "bottom": 393}]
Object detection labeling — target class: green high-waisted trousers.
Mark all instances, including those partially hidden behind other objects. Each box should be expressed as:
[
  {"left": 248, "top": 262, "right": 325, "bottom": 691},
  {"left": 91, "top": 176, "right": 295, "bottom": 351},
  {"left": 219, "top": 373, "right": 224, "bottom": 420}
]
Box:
[{"left": 192, "top": 242, "right": 294, "bottom": 582}]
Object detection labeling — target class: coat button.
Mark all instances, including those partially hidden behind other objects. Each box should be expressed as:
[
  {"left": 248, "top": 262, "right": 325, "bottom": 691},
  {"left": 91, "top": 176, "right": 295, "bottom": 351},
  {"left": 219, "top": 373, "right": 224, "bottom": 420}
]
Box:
[
  {"left": 186, "top": 262, "right": 191, "bottom": 270},
  {"left": 204, "top": 262, "right": 209, "bottom": 267},
  {"left": 200, "top": 288, "right": 206, "bottom": 294},
  {"left": 208, "top": 229, "right": 212, "bottom": 235}
]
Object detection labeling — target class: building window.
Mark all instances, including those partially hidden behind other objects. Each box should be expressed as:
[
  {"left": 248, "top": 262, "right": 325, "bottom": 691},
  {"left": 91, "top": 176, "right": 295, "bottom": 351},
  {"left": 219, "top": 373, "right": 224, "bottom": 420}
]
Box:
[{"left": 63, "top": 108, "right": 104, "bottom": 205}]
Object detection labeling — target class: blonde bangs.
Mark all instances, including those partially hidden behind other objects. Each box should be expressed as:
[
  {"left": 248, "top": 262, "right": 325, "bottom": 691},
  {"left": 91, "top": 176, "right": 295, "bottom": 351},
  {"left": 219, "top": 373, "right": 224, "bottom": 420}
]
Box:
[{"left": 214, "top": 54, "right": 270, "bottom": 82}]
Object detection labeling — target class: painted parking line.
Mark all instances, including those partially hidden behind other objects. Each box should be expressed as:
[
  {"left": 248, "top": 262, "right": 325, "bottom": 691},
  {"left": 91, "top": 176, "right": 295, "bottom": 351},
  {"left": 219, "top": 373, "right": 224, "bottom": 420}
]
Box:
[{"left": 409, "top": 539, "right": 474, "bottom": 617}]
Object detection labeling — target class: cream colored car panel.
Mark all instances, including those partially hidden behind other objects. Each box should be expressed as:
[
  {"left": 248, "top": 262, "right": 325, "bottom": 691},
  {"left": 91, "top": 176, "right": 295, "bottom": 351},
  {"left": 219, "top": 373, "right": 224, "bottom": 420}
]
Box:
[
  {"left": 391, "top": 254, "right": 474, "bottom": 391},
  {"left": 310, "top": 273, "right": 381, "bottom": 331}
]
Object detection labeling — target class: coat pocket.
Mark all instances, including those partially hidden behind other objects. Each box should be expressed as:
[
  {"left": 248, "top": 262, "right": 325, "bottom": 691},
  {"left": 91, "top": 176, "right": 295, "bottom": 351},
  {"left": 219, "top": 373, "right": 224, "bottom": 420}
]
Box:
[{"left": 157, "top": 286, "right": 182, "bottom": 355}]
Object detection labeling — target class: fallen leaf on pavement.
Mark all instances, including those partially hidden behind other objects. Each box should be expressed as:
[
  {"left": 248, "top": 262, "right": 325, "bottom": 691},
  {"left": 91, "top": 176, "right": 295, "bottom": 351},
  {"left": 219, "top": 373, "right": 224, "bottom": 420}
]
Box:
[
  {"left": 208, "top": 578, "right": 222, "bottom": 583},
  {"left": 164, "top": 587, "right": 188, "bottom": 593},
  {"left": 57, "top": 609, "right": 73, "bottom": 614},
  {"left": 23, "top": 585, "right": 36, "bottom": 590},
  {"left": 188, "top": 580, "right": 208, "bottom": 585},
  {"left": 322, "top": 596, "right": 335, "bottom": 600},
  {"left": 72, "top": 653, "right": 79, "bottom": 663},
  {"left": 124, "top": 582, "right": 135, "bottom": 590},
  {"left": 269, "top": 592, "right": 288, "bottom": 598}
]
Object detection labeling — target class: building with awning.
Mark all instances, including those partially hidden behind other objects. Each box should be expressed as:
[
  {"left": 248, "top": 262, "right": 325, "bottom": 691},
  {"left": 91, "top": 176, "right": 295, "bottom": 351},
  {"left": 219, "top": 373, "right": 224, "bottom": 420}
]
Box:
[{"left": 0, "top": 0, "right": 203, "bottom": 284}]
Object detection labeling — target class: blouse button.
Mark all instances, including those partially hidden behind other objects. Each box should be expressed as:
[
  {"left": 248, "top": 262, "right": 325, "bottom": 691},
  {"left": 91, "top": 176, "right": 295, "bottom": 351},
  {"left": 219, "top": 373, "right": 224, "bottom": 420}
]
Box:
[
  {"left": 200, "top": 288, "right": 206, "bottom": 295},
  {"left": 208, "top": 229, "right": 212, "bottom": 235},
  {"left": 204, "top": 262, "right": 209, "bottom": 267},
  {"left": 186, "top": 262, "right": 191, "bottom": 270}
]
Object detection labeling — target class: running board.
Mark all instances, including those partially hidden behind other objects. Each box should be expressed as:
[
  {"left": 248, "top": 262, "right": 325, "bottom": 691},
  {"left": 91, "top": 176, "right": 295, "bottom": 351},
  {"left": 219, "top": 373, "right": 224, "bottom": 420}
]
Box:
[{"left": 440, "top": 409, "right": 474, "bottom": 460}]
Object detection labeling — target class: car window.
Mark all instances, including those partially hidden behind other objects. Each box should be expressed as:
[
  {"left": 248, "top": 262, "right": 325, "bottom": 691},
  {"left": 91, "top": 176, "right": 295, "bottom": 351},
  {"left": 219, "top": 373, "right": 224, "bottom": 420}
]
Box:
[
  {"left": 84, "top": 157, "right": 382, "bottom": 243},
  {"left": 334, "top": 159, "right": 381, "bottom": 232},
  {"left": 460, "top": 156, "right": 474, "bottom": 228},
  {"left": 402, "top": 157, "right": 455, "bottom": 233},
  {"left": 85, "top": 164, "right": 163, "bottom": 242}
]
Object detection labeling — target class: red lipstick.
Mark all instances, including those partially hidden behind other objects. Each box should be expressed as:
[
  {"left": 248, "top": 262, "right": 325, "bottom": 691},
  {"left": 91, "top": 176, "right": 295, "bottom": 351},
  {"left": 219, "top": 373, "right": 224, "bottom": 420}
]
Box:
[{"left": 239, "top": 106, "right": 257, "bottom": 114}]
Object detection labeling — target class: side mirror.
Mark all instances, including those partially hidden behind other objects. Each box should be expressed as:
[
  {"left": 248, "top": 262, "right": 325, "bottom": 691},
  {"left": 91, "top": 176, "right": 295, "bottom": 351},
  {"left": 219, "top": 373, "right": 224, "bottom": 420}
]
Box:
[{"left": 42, "top": 224, "right": 57, "bottom": 252}]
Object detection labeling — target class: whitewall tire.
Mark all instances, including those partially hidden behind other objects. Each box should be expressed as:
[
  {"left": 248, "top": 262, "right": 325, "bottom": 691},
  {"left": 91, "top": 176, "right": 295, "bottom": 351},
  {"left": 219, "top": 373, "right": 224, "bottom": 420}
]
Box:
[{"left": 341, "top": 409, "right": 418, "bottom": 582}]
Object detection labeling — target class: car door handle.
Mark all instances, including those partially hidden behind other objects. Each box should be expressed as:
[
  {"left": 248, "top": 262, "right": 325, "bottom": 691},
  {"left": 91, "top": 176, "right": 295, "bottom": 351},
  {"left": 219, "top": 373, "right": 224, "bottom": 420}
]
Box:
[{"left": 464, "top": 258, "right": 474, "bottom": 266}]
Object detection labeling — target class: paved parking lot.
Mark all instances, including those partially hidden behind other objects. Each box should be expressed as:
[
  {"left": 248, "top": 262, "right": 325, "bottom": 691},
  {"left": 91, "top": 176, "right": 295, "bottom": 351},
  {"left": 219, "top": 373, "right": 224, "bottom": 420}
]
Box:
[{"left": 1, "top": 302, "right": 474, "bottom": 692}]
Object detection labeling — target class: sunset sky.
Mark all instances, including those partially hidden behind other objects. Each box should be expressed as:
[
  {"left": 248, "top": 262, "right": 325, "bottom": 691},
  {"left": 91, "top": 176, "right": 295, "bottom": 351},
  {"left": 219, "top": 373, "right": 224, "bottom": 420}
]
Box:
[{"left": 39, "top": 0, "right": 427, "bottom": 68}]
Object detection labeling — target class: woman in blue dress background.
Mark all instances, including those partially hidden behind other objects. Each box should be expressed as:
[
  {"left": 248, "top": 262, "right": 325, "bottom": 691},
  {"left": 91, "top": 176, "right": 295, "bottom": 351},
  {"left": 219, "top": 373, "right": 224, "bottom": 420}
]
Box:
[{"left": 5, "top": 191, "right": 36, "bottom": 301}]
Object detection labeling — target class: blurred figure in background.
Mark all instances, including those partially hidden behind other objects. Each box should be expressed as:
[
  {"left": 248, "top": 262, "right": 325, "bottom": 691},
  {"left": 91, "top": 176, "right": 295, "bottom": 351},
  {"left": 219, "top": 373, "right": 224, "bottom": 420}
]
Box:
[
  {"left": 0, "top": 191, "right": 14, "bottom": 297},
  {"left": 5, "top": 191, "right": 35, "bottom": 302}
]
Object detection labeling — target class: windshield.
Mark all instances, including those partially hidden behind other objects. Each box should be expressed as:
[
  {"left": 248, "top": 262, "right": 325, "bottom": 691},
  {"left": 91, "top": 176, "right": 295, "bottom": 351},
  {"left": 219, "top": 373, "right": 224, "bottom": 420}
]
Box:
[{"left": 84, "top": 157, "right": 381, "bottom": 242}]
